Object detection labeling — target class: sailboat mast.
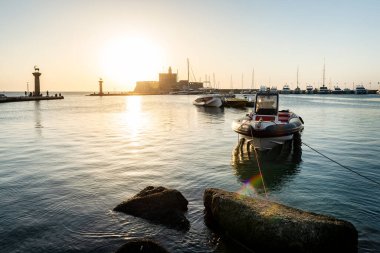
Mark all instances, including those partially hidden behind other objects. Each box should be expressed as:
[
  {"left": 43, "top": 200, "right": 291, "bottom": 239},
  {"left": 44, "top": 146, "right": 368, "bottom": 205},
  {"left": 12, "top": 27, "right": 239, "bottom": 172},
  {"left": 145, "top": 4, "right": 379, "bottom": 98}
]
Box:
[
  {"left": 251, "top": 68, "right": 254, "bottom": 90},
  {"left": 297, "top": 66, "right": 299, "bottom": 88},
  {"left": 213, "top": 73, "right": 216, "bottom": 89},
  {"left": 323, "top": 59, "right": 326, "bottom": 87},
  {"left": 187, "top": 58, "right": 190, "bottom": 83},
  {"left": 241, "top": 73, "right": 244, "bottom": 90}
]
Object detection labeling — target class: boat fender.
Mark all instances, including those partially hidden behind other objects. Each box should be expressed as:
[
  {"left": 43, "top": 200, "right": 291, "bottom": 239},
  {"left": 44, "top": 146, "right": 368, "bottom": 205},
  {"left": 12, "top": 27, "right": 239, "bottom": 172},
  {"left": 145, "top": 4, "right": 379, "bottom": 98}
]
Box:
[{"left": 299, "top": 116, "right": 304, "bottom": 124}]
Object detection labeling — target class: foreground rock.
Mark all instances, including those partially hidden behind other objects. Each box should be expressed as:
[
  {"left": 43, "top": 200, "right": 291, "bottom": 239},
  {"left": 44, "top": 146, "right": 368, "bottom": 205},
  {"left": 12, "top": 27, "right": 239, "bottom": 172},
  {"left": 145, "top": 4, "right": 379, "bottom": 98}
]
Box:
[
  {"left": 114, "top": 186, "right": 189, "bottom": 230},
  {"left": 115, "top": 239, "right": 169, "bottom": 253},
  {"left": 204, "top": 188, "right": 358, "bottom": 253}
]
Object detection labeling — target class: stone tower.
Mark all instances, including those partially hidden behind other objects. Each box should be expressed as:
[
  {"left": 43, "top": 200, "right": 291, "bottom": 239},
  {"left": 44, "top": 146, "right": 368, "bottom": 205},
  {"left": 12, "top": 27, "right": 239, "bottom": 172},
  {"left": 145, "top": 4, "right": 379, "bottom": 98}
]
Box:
[
  {"left": 99, "top": 78, "right": 103, "bottom": 95},
  {"left": 33, "top": 66, "right": 41, "bottom": 96}
]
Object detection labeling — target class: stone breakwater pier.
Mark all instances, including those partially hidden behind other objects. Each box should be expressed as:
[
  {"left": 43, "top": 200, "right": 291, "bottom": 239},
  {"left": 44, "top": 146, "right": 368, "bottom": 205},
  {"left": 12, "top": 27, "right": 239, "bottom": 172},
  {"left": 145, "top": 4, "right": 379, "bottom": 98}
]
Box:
[
  {"left": 0, "top": 95, "right": 64, "bottom": 103},
  {"left": 0, "top": 66, "right": 64, "bottom": 103}
]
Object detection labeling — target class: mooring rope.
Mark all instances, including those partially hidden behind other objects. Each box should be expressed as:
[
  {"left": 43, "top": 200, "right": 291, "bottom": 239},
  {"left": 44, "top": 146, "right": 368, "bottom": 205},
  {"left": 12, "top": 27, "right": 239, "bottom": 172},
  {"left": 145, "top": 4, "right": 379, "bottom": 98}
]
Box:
[
  {"left": 252, "top": 146, "right": 269, "bottom": 198},
  {"left": 238, "top": 119, "right": 269, "bottom": 198},
  {"left": 302, "top": 142, "right": 380, "bottom": 187}
]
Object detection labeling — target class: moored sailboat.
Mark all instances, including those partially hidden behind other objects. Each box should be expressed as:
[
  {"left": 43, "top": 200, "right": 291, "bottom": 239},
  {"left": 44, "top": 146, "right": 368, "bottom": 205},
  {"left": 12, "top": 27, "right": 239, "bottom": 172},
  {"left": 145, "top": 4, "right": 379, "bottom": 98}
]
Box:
[{"left": 318, "top": 61, "right": 330, "bottom": 94}]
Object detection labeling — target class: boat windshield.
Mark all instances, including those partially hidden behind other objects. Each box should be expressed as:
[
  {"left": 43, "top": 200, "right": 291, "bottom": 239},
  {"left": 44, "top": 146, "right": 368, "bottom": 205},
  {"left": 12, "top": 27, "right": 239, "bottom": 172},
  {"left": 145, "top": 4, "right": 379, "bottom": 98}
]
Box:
[{"left": 255, "top": 94, "right": 278, "bottom": 115}]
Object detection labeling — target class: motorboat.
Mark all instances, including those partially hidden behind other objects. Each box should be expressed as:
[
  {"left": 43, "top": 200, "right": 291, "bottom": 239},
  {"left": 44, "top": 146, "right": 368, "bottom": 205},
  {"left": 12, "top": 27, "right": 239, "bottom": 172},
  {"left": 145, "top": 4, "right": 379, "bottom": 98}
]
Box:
[
  {"left": 243, "top": 95, "right": 255, "bottom": 107},
  {"left": 281, "top": 84, "right": 291, "bottom": 94},
  {"left": 193, "top": 94, "right": 223, "bottom": 107},
  {"left": 223, "top": 97, "right": 247, "bottom": 108},
  {"left": 331, "top": 86, "right": 344, "bottom": 94},
  {"left": 270, "top": 86, "right": 278, "bottom": 92},
  {"left": 355, "top": 85, "right": 368, "bottom": 95},
  {"left": 344, "top": 88, "right": 352, "bottom": 94},
  {"left": 318, "top": 85, "right": 330, "bottom": 94},
  {"left": 231, "top": 89, "right": 304, "bottom": 151},
  {"left": 306, "top": 85, "right": 313, "bottom": 94},
  {"left": 294, "top": 87, "right": 301, "bottom": 94}
]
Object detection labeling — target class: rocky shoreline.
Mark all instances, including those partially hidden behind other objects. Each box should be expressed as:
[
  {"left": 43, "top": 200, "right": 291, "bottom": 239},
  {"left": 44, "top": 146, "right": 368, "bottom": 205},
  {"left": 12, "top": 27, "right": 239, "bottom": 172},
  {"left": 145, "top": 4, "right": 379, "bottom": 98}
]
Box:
[{"left": 113, "top": 186, "right": 358, "bottom": 253}]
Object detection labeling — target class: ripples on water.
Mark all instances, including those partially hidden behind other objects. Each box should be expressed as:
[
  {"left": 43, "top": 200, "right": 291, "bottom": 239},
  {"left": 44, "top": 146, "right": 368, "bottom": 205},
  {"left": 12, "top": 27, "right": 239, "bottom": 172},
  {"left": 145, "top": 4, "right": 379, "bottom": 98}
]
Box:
[{"left": 0, "top": 93, "right": 379, "bottom": 252}]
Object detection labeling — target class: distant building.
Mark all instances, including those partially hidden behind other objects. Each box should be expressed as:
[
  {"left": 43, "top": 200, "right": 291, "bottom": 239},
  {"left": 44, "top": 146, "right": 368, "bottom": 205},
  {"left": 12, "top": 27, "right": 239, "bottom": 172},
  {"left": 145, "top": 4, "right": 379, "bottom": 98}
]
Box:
[
  {"left": 159, "top": 67, "right": 177, "bottom": 92},
  {"left": 133, "top": 66, "right": 203, "bottom": 94},
  {"left": 134, "top": 81, "right": 159, "bottom": 93}
]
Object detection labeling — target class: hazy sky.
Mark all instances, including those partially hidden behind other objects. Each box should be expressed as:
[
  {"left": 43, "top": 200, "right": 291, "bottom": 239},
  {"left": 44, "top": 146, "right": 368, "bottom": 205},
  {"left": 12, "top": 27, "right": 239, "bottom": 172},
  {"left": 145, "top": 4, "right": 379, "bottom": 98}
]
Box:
[{"left": 1, "top": 0, "right": 379, "bottom": 91}]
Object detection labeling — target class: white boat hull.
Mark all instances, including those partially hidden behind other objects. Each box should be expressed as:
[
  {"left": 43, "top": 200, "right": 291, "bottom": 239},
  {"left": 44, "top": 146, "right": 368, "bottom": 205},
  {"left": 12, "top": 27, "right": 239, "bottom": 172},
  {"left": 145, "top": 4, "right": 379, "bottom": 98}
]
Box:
[
  {"left": 193, "top": 96, "right": 223, "bottom": 107},
  {"left": 232, "top": 90, "right": 304, "bottom": 151},
  {"left": 242, "top": 134, "right": 293, "bottom": 151}
]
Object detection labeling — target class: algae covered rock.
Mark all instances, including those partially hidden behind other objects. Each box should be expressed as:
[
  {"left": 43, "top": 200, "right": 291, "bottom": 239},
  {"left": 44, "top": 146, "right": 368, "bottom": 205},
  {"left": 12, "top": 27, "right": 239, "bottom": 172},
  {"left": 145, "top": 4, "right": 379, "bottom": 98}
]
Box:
[
  {"left": 114, "top": 186, "right": 189, "bottom": 230},
  {"left": 115, "top": 239, "right": 169, "bottom": 253},
  {"left": 204, "top": 188, "right": 358, "bottom": 253}
]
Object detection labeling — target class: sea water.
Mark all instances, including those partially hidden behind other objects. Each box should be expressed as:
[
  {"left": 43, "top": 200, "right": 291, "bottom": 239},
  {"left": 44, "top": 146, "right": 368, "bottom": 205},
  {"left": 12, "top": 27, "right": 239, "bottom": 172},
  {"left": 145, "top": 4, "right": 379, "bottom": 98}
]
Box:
[{"left": 0, "top": 93, "right": 379, "bottom": 252}]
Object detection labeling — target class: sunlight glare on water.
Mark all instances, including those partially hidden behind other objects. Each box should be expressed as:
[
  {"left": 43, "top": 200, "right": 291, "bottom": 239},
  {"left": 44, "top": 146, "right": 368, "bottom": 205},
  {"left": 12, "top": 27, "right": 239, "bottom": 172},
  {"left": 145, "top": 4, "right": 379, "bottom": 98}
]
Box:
[{"left": 0, "top": 93, "right": 379, "bottom": 252}]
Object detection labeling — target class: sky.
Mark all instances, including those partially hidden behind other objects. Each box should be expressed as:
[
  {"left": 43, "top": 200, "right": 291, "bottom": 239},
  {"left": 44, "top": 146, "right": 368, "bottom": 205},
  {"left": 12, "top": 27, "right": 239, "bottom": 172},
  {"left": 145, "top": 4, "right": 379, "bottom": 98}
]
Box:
[{"left": 0, "top": 0, "right": 379, "bottom": 92}]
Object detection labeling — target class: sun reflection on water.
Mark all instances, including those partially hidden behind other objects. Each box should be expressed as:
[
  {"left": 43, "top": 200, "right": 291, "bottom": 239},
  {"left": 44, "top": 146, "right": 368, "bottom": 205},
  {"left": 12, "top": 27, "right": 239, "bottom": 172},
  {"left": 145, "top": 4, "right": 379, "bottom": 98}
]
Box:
[{"left": 120, "top": 96, "right": 146, "bottom": 140}]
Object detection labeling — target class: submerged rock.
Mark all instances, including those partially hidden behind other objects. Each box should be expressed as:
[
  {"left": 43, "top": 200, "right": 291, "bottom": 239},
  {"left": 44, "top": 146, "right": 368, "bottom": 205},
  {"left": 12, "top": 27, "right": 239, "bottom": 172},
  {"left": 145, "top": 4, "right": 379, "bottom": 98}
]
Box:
[
  {"left": 115, "top": 239, "right": 169, "bottom": 253},
  {"left": 204, "top": 188, "right": 358, "bottom": 253},
  {"left": 114, "top": 186, "right": 189, "bottom": 230}
]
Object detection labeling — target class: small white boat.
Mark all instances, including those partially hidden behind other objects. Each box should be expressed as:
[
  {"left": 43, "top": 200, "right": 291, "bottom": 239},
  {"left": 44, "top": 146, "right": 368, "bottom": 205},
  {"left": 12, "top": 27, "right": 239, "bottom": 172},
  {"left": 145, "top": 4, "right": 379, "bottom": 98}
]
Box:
[
  {"left": 193, "top": 94, "right": 223, "bottom": 107},
  {"left": 232, "top": 89, "right": 304, "bottom": 151}
]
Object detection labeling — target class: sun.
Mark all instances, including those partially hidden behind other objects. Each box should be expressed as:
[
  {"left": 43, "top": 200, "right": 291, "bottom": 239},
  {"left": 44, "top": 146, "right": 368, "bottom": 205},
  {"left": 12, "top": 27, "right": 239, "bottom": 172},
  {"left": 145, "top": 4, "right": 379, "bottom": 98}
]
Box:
[{"left": 100, "top": 36, "right": 165, "bottom": 91}]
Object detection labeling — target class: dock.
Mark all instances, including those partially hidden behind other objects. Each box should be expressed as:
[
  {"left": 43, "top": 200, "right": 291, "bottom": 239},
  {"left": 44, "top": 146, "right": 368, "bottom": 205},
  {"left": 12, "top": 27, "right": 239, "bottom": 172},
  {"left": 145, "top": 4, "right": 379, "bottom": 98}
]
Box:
[
  {"left": 87, "top": 93, "right": 132, "bottom": 96},
  {"left": 0, "top": 95, "right": 64, "bottom": 103}
]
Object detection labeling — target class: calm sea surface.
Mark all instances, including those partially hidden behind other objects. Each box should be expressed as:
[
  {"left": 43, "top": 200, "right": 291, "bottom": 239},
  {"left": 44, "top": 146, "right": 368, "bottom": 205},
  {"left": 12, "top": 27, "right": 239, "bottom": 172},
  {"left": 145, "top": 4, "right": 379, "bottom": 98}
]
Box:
[{"left": 1, "top": 92, "right": 379, "bottom": 252}]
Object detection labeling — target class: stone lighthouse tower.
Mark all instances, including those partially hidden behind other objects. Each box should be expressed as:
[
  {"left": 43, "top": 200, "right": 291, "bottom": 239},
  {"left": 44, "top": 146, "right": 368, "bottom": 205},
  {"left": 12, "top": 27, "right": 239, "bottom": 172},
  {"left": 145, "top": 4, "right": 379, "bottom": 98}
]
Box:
[
  {"left": 99, "top": 78, "right": 103, "bottom": 95},
  {"left": 33, "top": 66, "right": 41, "bottom": 96}
]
